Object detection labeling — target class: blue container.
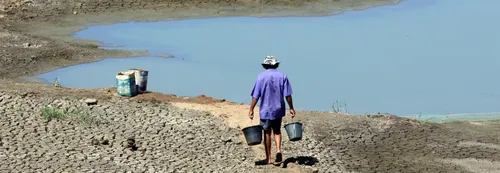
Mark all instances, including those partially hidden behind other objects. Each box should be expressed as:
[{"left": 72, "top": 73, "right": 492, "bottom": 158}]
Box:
[{"left": 116, "top": 71, "right": 137, "bottom": 97}]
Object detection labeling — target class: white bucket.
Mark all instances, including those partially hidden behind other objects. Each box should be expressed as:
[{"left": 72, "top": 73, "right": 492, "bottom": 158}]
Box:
[{"left": 128, "top": 69, "right": 149, "bottom": 94}]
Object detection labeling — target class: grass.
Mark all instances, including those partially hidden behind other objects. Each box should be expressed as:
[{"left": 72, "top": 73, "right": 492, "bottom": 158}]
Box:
[
  {"left": 41, "top": 107, "right": 66, "bottom": 121},
  {"left": 332, "top": 100, "right": 348, "bottom": 114},
  {"left": 41, "top": 107, "right": 108, "bottom": 125}
]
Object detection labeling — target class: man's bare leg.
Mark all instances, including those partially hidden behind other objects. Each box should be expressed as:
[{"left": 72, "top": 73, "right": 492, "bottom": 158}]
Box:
[
  {"left": 272, "top": 118, "right": 284, "bottom": 163},
  {"left": 274, "top": 133, "right": 282, "bottom": 153},
  {"left": 264, "top": 130, "right": 272, "bottom": 163},
  {"left": 274, "top": 132, "right": 283, "bottom": 163}
]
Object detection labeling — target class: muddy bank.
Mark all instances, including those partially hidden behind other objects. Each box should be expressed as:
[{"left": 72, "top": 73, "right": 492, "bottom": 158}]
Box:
[{"left": 0, "top": 0, "right": 400, "bottom": 79}]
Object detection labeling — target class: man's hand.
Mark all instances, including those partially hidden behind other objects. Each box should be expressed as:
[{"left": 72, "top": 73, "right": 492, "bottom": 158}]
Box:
[
  {"left": 289, "top": 109, "right": 295, "bottom": 119},
  {"left": 248, "top": 110, "right": 254, "bottom": 120}
]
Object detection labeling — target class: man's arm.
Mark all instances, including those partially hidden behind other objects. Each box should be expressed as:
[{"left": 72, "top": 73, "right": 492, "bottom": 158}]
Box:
[
  {"left": 250, "top": 97, "right": 259, "bottom": 111},
  {"left": 249, "top": 78, "right": 262, "bottom": 119},
  {"left": 285, "top": 95, "right": 294, "bottom": 110},
  {"left": 283, "top": 75, "right": 295, "bottom": 117},
  {"left": 283, "top": 75, "right": 294, "bottom": 109}
]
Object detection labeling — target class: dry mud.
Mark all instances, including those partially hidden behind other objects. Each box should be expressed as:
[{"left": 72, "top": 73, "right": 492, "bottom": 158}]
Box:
[
  {"left": 1, "top": 84, "right": 500, "bottom": 173},
  {"left": 0, "top": 91, "right": 260, "bottom": 173}
]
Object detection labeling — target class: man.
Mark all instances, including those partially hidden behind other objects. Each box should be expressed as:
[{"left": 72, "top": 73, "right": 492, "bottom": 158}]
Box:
[{"left": 249, "top": 55, "right": 295, "bottom": 164}]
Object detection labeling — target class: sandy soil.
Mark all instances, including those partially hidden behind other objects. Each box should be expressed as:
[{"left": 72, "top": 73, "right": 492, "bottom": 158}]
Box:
[{"left": 2, "top": 0, "right": 500, "bottom": 172}]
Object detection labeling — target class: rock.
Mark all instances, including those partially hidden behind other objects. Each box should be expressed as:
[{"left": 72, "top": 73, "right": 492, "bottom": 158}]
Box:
[
  {"left": 185, "top": 134, "right": 194, "bottom": 140},
  {"left": 23, "top": 43, "right": 31, "bottom": 48},
  {"left": 101, "top": 139, "right": 109, "bottom": 145},
  {"left": 84, "top": 99, "right": 98, "bottom": 106},
  {"left": 127, "top": 138, "right": 135, "bottom": 146},
  {"left": 103, "top": 156, "right": 113, "bottom": 161},
  {"left": 221, "top": 138, "right": 232, "bottom": 143},
  {"left": 91, "top": 139, "right": 99, "bottom": 145},
  {"left": 104, "top": 133, "right": 115, "bottom": 140}
]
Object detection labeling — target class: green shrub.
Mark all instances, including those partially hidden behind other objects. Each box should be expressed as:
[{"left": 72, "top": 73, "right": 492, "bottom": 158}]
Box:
[
  {"left": 41, "top": 107, "right": 108, "bottom": 125},
  {"left": 41, "top": 107, "right": 66, "bottom": 120}
]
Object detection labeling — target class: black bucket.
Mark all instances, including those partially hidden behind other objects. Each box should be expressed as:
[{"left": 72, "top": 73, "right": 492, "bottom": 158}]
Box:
[
  {"left": 242, "top": 125, "right": 263, "bottom": 146},
  {"left": 284, "top": 122, "right": 303, "bottom": 141}
]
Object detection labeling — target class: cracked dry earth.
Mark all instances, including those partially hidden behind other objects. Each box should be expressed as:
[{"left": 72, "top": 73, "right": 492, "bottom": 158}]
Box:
[
  {"left": 172, "top": 102, "right": 500, "bottom": 173},
  {"left": 0, "top": 91, "right": 259, "bottom": 173},
  {"left": 1, "top": 85, "right": 500, "bottom": 173}
]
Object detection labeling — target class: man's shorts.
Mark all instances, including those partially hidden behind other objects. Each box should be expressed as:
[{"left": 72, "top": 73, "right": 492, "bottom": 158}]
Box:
[{"left": 260, "top": 118, "right": 282, "bottom": 134}]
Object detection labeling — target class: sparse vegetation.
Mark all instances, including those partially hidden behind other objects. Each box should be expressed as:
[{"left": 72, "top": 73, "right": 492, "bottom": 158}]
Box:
[
  {"left": 41, "top": 106, "right": 107, "bottom": 125},
  {"left": 41, "top": 107, "right": 66, "bottom": 120},
  {"left": 415, "top": 112, "right": 422, "bottom": 120},
  {"left": 412, "top": 113, "right": 452, "bottom": 123},
  {"left": 332, "top": 100, "right": 348, "bottom": 114}
]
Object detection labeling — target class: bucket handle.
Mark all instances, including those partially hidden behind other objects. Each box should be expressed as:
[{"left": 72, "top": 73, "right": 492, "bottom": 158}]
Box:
[
  {"left": 286, "top": 114, "right": 304, "bottom": 133},
  {"left": 249, "top": 115, "right": 259, "bottom": 127}
]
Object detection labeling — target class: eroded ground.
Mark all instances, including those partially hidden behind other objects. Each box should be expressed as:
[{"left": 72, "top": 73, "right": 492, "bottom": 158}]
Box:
[{"left": 1, "top": 82, "right": 500, "bottom": 172}]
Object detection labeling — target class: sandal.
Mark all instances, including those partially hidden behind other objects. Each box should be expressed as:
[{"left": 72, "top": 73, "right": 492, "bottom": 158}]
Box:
[
  {"left": 275, "top": 152, "right": 283, "bottom": 163},
  {"left": 255, "top": 160, "right": 273, "bottom": 165}
]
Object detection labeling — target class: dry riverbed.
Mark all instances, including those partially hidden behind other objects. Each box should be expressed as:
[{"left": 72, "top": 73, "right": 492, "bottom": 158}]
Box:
[{"left": 1, "top": 82, "right": 500, "bottom": 172}]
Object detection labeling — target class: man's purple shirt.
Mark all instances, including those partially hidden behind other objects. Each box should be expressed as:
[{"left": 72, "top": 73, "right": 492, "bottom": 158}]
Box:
[{"left": 251, "top": 69, "right": 293, "bottom": 120}]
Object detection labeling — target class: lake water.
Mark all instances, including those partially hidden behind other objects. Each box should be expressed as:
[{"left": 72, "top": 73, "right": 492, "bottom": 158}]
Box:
[{"left": 37, "top": 0, "right": 500, "bottom": 120}]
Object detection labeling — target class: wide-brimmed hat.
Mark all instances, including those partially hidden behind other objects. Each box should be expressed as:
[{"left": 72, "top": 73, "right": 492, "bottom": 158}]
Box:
[{"left": 262, "top": 55, "right": 280, "bottom": 65}]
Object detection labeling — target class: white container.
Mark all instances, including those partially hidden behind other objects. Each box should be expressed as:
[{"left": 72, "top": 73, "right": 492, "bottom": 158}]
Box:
[{"left": 128, "top": 69, "right": 149, "bottom": 94}]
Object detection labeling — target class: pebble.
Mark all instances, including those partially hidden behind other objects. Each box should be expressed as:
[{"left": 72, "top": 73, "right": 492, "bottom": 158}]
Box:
[{"left": 84, "top": 98, "right": 98, "bottom": 106}]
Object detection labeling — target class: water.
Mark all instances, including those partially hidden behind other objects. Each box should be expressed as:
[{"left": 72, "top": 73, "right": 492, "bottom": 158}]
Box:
[{"left": 38, "top": 0, "right": 500, "bottom": 119}]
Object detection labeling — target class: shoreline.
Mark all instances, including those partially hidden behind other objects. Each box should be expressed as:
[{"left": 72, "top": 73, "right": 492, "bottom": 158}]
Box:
[
  {"left": 5, "top": 0, "right": 500, "bottom": 121},
  {"left": 2, "top": 0, "right": 403, "bottom": 115},
  {"left": 16, "top": 0, "right": 500, "bottom": 121},
  {"left": 29, "top": 0, "right": 500, "bottom": 119},
  {"left": 1, "top": 0, "right": 401, "bottom": 79}
]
